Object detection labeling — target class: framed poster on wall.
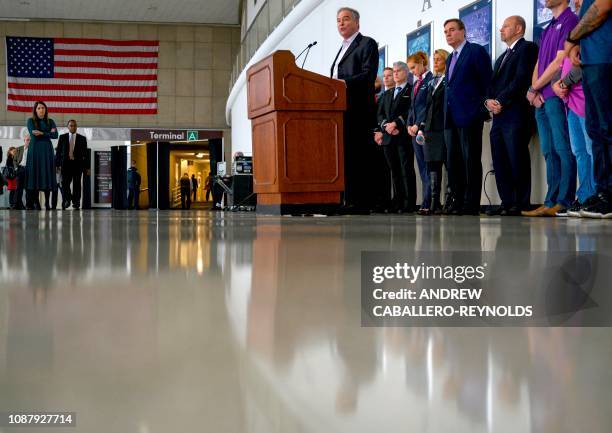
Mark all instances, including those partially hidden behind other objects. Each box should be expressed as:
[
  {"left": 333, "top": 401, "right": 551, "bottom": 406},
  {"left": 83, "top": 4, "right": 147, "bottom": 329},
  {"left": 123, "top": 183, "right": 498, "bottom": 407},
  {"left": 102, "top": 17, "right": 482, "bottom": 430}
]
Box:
[
  {"left": 459, "top": 0, "right": 493, "bottom": 56},
  {"left": 534, "top": 0, "right": 576, "bottom": 42},
  {"left": 406, "top": 23, "right": 432, "bottom": 60},
  {"left": 94, "top": 150, "right": 112, "bottom": 204},
  {"left": 377, "top": 45, "right": 387, "bottom": 80}
]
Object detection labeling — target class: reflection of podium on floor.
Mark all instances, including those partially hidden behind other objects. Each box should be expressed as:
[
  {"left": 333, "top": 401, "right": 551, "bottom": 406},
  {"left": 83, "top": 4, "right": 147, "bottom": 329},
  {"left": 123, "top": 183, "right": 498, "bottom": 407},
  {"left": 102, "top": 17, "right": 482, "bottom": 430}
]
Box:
[{"left": 247, "top": 50, "right": 347, "bottom": 214}]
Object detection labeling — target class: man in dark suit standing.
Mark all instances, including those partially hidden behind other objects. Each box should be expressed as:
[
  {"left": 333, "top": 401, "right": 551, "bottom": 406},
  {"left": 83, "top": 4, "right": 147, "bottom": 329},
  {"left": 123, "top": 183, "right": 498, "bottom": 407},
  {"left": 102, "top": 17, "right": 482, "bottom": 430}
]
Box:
[
  {"left": 374, "top": 61, "right": 415, "bottom": 213},
  {"left": 443, "top": 18, "right": 492, "bottom": 215},
  {"left": 486, "top": 16, "right": 538, "bottom": 216},
  {"left": 56, "top": 119, "right": 88, "bottom": 209},
  {"left": 331, "top": 6, "right": 379, "bottom": 213}
]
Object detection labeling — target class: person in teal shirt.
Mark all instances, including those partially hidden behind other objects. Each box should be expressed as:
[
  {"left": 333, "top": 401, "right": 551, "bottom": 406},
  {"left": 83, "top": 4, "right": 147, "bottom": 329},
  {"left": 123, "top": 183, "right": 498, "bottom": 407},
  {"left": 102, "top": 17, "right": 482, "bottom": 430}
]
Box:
[{"left": 26, "top": 101, "right": 58, "bottom": 210}]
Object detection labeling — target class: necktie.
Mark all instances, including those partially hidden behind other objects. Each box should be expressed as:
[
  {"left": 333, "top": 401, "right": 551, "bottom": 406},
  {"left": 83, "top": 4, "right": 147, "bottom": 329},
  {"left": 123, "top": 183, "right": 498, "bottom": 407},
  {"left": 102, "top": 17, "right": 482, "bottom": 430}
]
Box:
[
  {"left": 448, "top": 51, "right": 459, "bottom": 80},
  {"left": 394, "top": 86, "right": 403, "bottom": 99},
  {"left": 69, "top": 134, "right": 75, "bottom": 160},
  {"left": 499, "top": 48, "right": 512, "bottom": 71},
  {"left": 413, "top": 77, "right": 423, "bottom": 97}
]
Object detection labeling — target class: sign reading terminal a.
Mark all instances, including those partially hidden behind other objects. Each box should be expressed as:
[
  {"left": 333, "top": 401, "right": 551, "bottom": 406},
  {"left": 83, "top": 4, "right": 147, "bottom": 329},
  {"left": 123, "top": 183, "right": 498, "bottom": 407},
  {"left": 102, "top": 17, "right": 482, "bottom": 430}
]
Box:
[{"left": 130, "top": 129, "right": 223, "bottom": 142}]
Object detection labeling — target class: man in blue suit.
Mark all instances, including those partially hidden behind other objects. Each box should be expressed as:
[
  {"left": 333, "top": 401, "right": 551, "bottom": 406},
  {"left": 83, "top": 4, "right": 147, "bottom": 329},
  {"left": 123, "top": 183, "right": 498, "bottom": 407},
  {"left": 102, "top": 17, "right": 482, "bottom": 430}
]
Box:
[{"left": 443, "top": 18, "right": 492, "bottom": 215}]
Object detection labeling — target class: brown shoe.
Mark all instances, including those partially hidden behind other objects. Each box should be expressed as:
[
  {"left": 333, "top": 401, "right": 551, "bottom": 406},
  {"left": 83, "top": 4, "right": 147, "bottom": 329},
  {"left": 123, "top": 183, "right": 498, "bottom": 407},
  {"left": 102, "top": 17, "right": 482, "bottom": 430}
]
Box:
[
  {"left": 521, "top": 205, "right": 548, "bottom": 217},
  {"left": 541, "top": 204, "right": 564, "bottom": 217}
]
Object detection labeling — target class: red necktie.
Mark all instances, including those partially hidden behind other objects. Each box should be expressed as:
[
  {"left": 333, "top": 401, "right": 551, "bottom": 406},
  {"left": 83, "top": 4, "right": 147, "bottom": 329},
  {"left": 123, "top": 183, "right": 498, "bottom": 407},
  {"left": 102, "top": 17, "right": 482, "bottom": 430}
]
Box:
[{"left": 413, "top": 77, "right": 423, "bottom": 97}]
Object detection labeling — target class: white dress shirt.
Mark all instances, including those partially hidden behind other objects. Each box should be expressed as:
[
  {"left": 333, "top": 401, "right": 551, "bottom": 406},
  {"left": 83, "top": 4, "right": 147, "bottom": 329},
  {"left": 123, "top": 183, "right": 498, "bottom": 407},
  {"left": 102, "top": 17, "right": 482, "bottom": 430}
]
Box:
[{"left": 332, "top": 31, "right": 359, "bottom": 79}]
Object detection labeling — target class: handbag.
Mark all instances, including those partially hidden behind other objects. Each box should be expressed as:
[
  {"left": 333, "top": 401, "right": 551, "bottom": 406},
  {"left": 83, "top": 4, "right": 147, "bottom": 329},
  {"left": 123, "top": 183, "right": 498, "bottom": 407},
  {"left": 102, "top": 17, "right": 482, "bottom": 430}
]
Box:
[{"left": 2, "top": 165, "right": 17, "bottom": 180}]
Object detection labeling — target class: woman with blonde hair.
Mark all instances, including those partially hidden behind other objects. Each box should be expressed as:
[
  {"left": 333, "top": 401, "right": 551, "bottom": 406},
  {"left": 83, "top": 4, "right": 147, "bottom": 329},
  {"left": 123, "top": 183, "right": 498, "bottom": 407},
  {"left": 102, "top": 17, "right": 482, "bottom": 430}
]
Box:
[
  {"left": 418, "top": 49, "right": 449, "bottom": 215},
  {"left": 406, "top": 51, "right": 434, "bottom": 214}
]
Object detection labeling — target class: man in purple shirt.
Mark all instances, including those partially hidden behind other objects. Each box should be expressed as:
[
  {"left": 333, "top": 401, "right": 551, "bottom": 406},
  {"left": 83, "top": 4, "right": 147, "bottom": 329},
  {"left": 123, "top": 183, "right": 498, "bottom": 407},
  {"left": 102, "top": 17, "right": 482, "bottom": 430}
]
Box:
[{"left": 523, "top": 0, "right": 578, "bottom": 217}]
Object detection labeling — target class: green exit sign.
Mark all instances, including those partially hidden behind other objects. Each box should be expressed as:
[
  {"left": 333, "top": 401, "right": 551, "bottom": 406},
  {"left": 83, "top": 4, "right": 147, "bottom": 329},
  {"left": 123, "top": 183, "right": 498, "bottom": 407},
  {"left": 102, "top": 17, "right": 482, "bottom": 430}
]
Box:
[{"left": 187, "top": 130, "right": 198, "bottom": 141}]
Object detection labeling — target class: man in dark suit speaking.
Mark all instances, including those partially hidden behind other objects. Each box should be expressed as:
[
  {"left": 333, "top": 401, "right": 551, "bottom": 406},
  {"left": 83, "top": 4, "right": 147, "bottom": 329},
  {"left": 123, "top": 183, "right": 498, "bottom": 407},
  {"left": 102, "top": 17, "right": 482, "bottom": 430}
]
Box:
[
  {"left": 331, "top": 7, "right": 379, "bottom": 214},
  {"left": 443, "top": 18, "right": 492, "bottom": 215},
  {"left": 486, "top": 16, "right": 538, "bottom": 216},
  {"left": 56, "top": 119, "right": 88, "bottom": 209}
]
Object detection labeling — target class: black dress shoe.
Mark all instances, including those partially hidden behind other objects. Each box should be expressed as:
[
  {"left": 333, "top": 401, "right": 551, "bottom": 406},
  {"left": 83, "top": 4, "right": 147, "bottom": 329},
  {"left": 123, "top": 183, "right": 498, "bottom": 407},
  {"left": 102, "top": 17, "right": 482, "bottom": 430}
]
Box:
[
  {"left": 501, "top": 206, "right": 521, "bottom": 216},
  {"left": 340, "top": 205, "right": 371, "bottom": 215},
  {"left": 486, "top": 207, "right": 502, "bottom": 216},
  {"left": 461, "top": 208, "right": 480, "bottom": 216}
]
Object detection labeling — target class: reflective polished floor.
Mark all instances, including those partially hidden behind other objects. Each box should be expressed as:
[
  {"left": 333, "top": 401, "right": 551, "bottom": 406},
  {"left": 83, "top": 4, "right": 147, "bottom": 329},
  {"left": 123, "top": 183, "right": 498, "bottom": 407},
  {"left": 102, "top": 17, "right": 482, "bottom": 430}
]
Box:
[{"left": 0, "top": 210, "right": 611, "bottom": 433}]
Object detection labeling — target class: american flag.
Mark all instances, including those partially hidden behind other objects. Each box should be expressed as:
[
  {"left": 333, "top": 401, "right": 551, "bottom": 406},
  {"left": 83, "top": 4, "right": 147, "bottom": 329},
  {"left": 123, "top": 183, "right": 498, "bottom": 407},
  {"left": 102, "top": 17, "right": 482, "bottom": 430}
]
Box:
[{"left": 5, "top": 36, "right": 159, "bottom": 114}]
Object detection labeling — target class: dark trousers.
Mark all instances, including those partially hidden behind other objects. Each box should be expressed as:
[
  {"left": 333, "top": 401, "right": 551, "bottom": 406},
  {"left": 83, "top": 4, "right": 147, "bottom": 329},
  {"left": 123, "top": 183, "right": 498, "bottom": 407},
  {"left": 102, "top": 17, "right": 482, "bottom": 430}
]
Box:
[
  {"left": 427, "top": 161, "right": 444, "bottom": 209},
  {"left": 180, "top": 188, "right": 191, "bottom": 209},
  {"left": 413, "top": 138, "right": 431, "bottom": 208},
  {"left": 128, "top": 187, "right": 140, "bottom": 209},
  {"left": 206, "top": 189, "right": 211, "bottom": 201},
  {"left": 490, "top": 120, "right": 531, "bottom": 209},
  {"left": 397, "top": 141, "right": 417, "bottom": 210},
  {"left": 582, "top": 64, "right": 612, "bottom": 195},
  {"left": 192, "top": 188, "right": 197, "bottom": 202},
  {"left": 383, "top": 142, "right": 407, "bottom": 209},
  {"left": 14, "top": 166, "right": 27, "bottom": 209},
  {"left": 373, "top": 144, "right": 392, "bottom": 210},
  {"left": 445, "top": 121, "right": 484, "bottom": 211},
  {"left": 344, "top": 115, "right": 376, "bottom": 209},
  {"left": 51, "top": 182, "right": 59, "bottom": 209},
  {"left": 62, "top": 162, "right": 83, "bottom": 207}
]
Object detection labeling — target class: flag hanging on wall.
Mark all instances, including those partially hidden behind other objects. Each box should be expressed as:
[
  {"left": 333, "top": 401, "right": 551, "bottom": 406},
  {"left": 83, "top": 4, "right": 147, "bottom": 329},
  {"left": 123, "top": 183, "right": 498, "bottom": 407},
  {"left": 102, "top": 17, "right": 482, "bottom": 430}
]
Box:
[{"left": 5, "top": 36, "right": 159, "bottom": 114}]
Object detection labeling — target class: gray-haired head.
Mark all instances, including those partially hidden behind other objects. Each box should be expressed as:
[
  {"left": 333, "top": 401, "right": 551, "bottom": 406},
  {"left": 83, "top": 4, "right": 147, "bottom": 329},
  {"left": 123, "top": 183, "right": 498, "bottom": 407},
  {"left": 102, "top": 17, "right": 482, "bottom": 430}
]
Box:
[
  {"left": 393, "top": 61, "right": 409, "bottom": 73},
  {"left": 337, "top": 7, "right": 360, "bottom": 21}
]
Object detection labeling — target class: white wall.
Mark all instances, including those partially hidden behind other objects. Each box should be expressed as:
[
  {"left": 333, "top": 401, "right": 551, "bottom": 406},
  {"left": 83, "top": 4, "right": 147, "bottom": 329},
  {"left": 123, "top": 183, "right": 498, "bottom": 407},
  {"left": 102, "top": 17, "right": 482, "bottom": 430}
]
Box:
[{"left": 228, "top": 0, "right": 547, "bottom": 205}]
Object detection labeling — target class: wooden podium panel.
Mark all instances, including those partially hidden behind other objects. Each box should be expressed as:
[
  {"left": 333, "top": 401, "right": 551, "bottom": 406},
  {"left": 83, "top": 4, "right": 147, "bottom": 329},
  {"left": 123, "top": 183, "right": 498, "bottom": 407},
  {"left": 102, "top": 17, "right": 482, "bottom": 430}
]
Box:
[{"left": 247, "top": 50, "right": 346, "bottom": 214}]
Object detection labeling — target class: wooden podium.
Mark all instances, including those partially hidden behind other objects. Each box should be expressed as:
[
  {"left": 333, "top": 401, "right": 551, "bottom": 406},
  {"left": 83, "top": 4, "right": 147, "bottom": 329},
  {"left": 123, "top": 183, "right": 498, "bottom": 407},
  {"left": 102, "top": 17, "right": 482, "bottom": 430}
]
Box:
[{"left": 247, "top": 50, "right": 346, "bottom": 214}]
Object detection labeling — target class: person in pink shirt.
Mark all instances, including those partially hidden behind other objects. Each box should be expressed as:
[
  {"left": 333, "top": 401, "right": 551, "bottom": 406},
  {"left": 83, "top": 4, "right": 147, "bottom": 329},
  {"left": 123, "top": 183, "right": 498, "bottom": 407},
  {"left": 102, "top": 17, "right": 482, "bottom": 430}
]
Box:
[{"left": 552, "top": 0, "right": 596, "bottom": 217}]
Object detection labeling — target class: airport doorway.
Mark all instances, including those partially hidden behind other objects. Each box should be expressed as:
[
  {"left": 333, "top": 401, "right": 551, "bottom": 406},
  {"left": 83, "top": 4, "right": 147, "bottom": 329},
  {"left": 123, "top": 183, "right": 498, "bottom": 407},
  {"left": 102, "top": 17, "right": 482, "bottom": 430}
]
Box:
[
  {"left": 170, "top": 145, "right": 211, "bottom": 209},
  {"left": 127, "top": 129, "right": 224, "bottom": 210}
]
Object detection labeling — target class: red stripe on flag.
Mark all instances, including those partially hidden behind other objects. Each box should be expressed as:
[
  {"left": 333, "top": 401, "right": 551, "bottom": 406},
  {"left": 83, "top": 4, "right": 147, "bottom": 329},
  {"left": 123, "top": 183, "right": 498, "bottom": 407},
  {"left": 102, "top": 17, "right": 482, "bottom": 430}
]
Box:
[
  {"left": 54, "top": 38, "right": 159, "bottom": 47},
  {"left": 54, "top": 49, "right": 158, "bottom": 58},
  {"left": 8, "top": 105, "right": 158, "bottom": 114},
  {"left": 8, "top": 83, "right": 157, "bottom": 92},
  {"left": 9, "top": 94, "right": 157, "bottom": 103},
  {"left": 54, "top": 72, "right": 158, "bottom": 80},
  {"left": 54, "top": 61, "right": 158, "bottom": 69}
]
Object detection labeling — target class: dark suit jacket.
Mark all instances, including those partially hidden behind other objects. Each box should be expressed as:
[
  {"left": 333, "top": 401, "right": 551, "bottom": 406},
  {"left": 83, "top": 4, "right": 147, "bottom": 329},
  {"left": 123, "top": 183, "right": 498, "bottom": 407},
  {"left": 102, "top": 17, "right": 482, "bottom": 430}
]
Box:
[
  {"left": 444, "top": 41, "right": 492, "bottom": 128},
  {"left": 423, "top": 75, "right": 446, "bottom": 132},
  {"left": 487, "top": 38, "right": 539, "bottom": 124},
  {"left": 376, "top": 85, "right": 412, "bottom": 146},
  {"left": 331, "top": 32, "right": 379, "bottom": 129},
  {"left": 56, "top": 132, "right": 88, "bottom": 170},
  {"left": 407, "top": 71, "right": 434, "bottom": 128}
]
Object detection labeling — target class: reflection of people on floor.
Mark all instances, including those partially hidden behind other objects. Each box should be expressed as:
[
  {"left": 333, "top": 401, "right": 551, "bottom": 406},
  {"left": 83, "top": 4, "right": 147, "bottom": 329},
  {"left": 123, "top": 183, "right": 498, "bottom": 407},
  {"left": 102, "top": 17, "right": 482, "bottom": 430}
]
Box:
[{"left": 180, "top": 173, "right": 191, "bottom": 209}]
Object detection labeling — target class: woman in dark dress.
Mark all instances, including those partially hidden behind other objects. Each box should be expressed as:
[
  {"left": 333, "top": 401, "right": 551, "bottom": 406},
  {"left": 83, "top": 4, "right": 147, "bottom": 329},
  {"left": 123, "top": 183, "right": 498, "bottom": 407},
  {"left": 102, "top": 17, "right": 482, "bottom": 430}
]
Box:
[
  {"left": 26, "top": 101, "right": 58, "bottom": 210},
  {"left": 418, "top": 49, "right": 449, "bottom": 215}
]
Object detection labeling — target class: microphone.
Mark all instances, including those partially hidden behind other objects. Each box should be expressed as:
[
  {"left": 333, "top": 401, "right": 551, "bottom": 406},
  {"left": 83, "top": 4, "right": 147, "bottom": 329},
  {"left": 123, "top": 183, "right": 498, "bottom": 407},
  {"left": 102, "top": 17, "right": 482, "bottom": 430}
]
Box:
[
  {"left": 295, "top": 41, "right": 317, "bottom": 66},
  {"left": 301, "top": 41, "right": 317, "bottom": 68}
]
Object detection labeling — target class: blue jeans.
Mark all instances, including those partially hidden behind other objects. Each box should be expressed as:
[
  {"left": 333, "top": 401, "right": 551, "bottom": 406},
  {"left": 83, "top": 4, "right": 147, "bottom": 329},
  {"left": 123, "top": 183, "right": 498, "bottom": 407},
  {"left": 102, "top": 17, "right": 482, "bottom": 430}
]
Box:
[
  {"left": 413, "top": 138, "right": 431, "bottom": 208},
  {"left": 535, "top": 96, "right": 576, "bottom": 208},
  {"left": 567, "top": 109, "right": 595, "bottom": 203},
  {"left": 582, "top": 64, "right": 612, "bottom": 194}
]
